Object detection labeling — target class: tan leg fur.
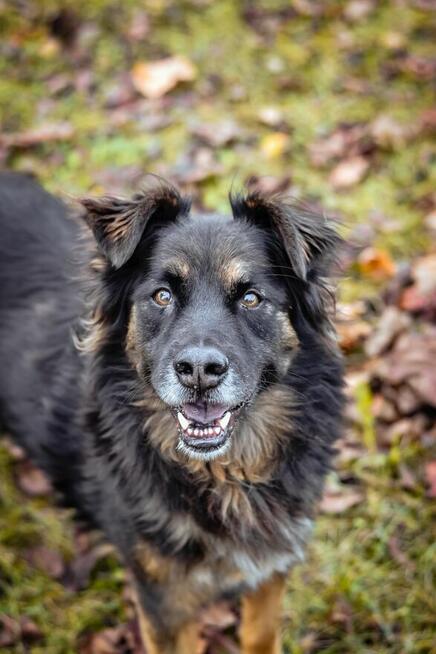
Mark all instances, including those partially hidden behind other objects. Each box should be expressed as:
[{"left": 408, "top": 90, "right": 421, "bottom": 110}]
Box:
[
  {"left": 134, "top": 592, "right": 199, "bottom": 654},
  {"left": 240, "top": 573, "right": 287, "bottom": 654}
]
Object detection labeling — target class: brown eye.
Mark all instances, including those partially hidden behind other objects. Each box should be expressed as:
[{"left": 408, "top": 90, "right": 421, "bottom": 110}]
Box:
[
  {"left": 152, "top": 288, "right": 172, "bottom": 307},
  {"left": 241, "top": 290, "right": 262, "bottom": 309}
]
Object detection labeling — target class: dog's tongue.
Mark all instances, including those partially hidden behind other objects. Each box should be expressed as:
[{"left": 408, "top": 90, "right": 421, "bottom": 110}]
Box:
[{"left": 183, "top": 402, "right": 228, "bottom": 424}]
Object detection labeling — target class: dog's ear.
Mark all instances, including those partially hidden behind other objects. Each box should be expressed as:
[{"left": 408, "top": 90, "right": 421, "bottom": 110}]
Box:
[
  {"left": 230, "top": 191, "right": 341, "bottom": 332},
  {"left": 80, "top": 182, "right": 191, "bottom": 269}
]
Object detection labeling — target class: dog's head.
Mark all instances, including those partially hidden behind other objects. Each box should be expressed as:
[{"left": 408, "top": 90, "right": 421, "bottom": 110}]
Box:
[{"left": 81, "top": 179, "right": 340, "bottom": 463}]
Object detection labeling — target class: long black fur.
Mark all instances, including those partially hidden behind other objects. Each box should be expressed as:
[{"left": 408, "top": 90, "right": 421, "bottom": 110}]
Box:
[{"left": 0, "top": 172, "right": 344, "bottom": 640}]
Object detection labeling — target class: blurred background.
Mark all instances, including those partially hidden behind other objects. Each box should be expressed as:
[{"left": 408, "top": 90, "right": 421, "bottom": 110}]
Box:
[{"left": 0, "top": 1, "right": 435, "bottom": 653}]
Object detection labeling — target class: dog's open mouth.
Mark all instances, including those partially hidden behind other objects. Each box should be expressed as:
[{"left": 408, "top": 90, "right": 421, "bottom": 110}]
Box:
[{"left": 174, "top": 402, "right": 238, "bottom": 458}]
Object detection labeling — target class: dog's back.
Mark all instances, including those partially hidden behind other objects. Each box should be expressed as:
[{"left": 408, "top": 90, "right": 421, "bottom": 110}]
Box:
[{"left": 0, "top": 172, "right": 84, "bottom": 504}]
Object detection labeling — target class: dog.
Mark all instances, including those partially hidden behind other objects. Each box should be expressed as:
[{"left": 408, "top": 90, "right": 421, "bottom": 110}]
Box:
[{"left": 0, "top": 171, "right": 344, "bottom": 654}]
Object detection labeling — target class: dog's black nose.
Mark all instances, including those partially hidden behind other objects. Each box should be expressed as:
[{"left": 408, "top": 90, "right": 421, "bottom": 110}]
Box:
[{"left": 174, "top": 346, "right": 229, "bottom": 391}]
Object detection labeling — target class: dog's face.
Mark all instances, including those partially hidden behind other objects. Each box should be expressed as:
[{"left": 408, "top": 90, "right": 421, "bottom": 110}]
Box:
[
  {"left": 131, "top": 215, "right": 297, "bottom": 459},
  {"left": 81, "top": 182, "right": 339, "bottom": 462}
]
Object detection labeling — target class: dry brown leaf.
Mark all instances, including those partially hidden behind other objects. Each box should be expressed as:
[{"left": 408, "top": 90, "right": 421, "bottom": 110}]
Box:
[
  {"left": 246, "top": 174, "right": 292, "bottom": 195},
  {"left": 79, "top": 624, "right": 137, "bottom": 654},
  {"left": 309, "top": 124, "right": 368, "bottom": 168},
  {"left": 15, "top": 460, "right": 52, "bottom": 496},
  {"left": 357, "top": 247, "right": 396, "bottom": 280},
  {"left": 320, "top": 487, "right": 364, "bottom": 514},
  {"left": 329, "top": 156, "right": 369, "bottom": 189},
  {"left": 0, "top": 616, "right": 42, "bottom": 647},
  {"left": 65, "top": 542, "right": 116, "bottom": 591},
  {"left": 191, "top": 119, "right": 240, "bottom": 147},
  {"left": 344, "top": 0, "right": 375, "bottom": 21},
  {"left": 375, "top": 329, "right": 436, "bottom": 407},
  {"left": 0, "top": 616, "right": 20, "bottom": 647},
  {"left": 337, "top": 320, "right": 372, "bottom": 352},
  {"left": 370, "top": 114, "right": 413, "bottom": 149},
  {"left": 24, "top": 545, "right": 65, "bottom": 580},
  {"left": 365, "top": 307, "right": 411, "bottom": 357},
  {"left": 388, "top": 536, "right": 415, "bottom": 571},
  {"left": 424, "top": 461, "right": 436, "bottom": 498},
  {"left": 131, "top": 56, "right": 196, "bottom": 99},
  {"left": 372, "top": 395, "right": 398, "bottom": 422},
  {"left": 0, "top": 123, "right": 74, "bottom": 149},
  {"left": 399, "top": 254, "right": 436, "bottom": 316}
]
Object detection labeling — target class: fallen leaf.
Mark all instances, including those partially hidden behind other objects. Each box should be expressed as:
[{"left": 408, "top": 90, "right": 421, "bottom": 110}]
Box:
[
  {"left": 309, "top": 124, "right": 368, "bottom": 168},
  {"left": 380, "top": 415, "right": 428, "bottom": 446},
  {"left": 344, "top": 0, "right": 375, "bottom": 21},
  {"left": 0, "top": 123, "right": 74, "bottom": 149},
  {"left": 320, "top": 486, "right": 364, "bottom": 514},
  {"left": 1, "top": 437, "right": 26, "bottom": 461},
  {"left": 358, "top": 247, "right": 396, "bottom": 280},
  {"left": 171, "top": 147, "right": 223, "bottom": 185},
  {"left": 80, "top": 622, "right": 141, "bottom": 654},
  {"left": 191, "top": 119, "right": 240, "bottom": 147},
  {"left": 245, "top": 174, "right": 292, "bottom": 195},
  {"left": 337, "top": 320, "right": 372, "bottom": 352},
  {"left": 424, "top": 210, "right": 436, "bottom": 232},
  {"left": 365, "top": 307, "right": 411, "bottom": 357},
  {"left": 398, "top": 464, "right": 417, "bottom": 491},
  {"left": 395, "top": 385, "right": 421, "bottom": 415},
  {"left": 131, "top": 56, "right": 197, "bottom": 99},
  {"left": 372, "top": 395, "right": 398, "bottom": 422},
  {"left": 411, "top": 254, "right": 436, "bottom": 295},
  {"left": 127, "top": 10, "right": 150, "bottom": 42},
  {"left": 0, "top": 616, "right": 20, "bottom": 647},
  {"left": 260, "top": 132, "right": 290, "bottom": 159},
  {"left": 24, "top": 545, "right": 65, "bottom": 580},
  {"left": 330, "top": 597, "right": 353, "bottom": 631},
  {"left": 400, "top": 56, "right": 436, "bottom": 81},
  {"left": 374, "top": 329, "right": 436, "bottom": 407},
  {"left": 65, "top": 543, "right": 116, "bottom": 591},
  {"left": 388, "top": 536, "right": 415, "bottom": 571},
  {"left": 0, "top": 616, "right": 42, "bottom": 647},
  {"left": 15, "top": 460, "right": 52, "bottom": 496},
  {"left": 19, "top": 617, "right": 43, "bottom": 643},
  {"left": 298, "top": 631, "right": 319, "bottom": 653},
  {"left": 370, "top": 114, "right": 413, "bottom": 149},
  {"left": 424, "top": 461, "right": 436, "bottom": 498},
  {"left": 329, "top": 156, "right": 369, "bottom": 189}
]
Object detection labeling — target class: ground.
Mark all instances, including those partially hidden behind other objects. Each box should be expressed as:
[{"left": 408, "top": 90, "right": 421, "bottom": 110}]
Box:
[{"left": 0, "top": 1, "right": 435, "bottom": 653}]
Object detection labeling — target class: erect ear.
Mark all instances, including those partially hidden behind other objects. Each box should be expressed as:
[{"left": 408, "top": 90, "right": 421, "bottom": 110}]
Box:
[
  {"left": 230, "top": 190, "right": 341, "bottom": 331},
  {"left": 80, "top": 180, "right": 191, "bottom": 269}
]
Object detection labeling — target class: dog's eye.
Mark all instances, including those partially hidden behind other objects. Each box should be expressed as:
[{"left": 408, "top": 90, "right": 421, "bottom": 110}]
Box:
[
  {"left": 152, "top": 288, "right": 173, "bottom": 307},
  {"left": 241, "top": 290, "right": 262, "bottom": 309}
]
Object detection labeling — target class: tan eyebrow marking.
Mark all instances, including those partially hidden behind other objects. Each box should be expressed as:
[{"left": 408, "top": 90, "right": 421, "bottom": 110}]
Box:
[
  {"left": 219, "top": 258, "right": 250, "bottom": 289},
  {"left": 165, "top": 257, "right": 191, "bottom": 278}
]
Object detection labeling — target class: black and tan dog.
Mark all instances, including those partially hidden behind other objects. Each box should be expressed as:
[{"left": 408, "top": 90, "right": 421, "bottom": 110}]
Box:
[{"left": 0, "top": 171, "right": 344, "bottom": 654}]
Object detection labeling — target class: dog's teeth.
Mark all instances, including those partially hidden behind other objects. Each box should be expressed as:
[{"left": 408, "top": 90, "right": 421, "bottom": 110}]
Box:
[
  {"left": 194, "top": 428, "right": 200, "bottom": 436},
  {"left": 208, "top": 427, "right": 214, "bottom": 436},
  {"left": 177, "top": 412, "right": 190, "bottom": 430},
  {"left": 218, "top": 412, "right": 231, "bottom": 430},
  {"left": 214, "top": 426, "right": 221, "bottom": 436},
  {"left": 187, "top": 427, "right": 193, "bottom": 436}
]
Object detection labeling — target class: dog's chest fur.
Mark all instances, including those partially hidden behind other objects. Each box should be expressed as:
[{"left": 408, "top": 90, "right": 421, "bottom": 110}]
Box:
[{"left": 135, "top": 509, "right": 312, "bottom": 621}]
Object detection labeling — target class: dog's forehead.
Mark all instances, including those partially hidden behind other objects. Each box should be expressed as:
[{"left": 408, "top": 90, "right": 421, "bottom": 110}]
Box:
[{"left": 150, "top": 214, "right": 270, "bottom": 282}]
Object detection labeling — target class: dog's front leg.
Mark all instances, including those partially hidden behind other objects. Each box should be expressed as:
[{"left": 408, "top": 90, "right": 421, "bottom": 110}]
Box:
[
  {"left": 239, "top": 572, "right": 287, "bottom": 654},
  {"left": 135, "top": 606, "right": 199, "bottom": 654}
]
